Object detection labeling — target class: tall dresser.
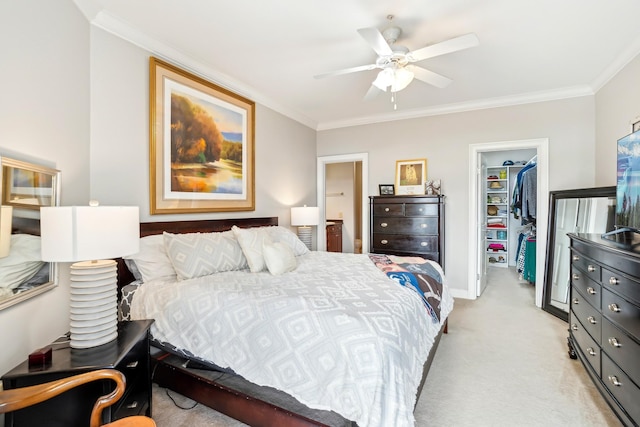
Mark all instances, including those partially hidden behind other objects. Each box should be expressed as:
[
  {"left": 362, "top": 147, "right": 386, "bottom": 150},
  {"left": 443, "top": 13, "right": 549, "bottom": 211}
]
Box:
[
  {"left": 568, "top": 233, "right": 640, "bottom": 426},
  {"left": 369, "top": 195, "right": 445, "bottom": 267}
]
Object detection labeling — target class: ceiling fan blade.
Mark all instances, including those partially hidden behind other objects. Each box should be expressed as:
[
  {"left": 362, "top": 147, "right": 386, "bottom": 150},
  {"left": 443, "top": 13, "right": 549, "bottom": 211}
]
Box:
[
  {"left": 364, "top": 84, "right": 384, "bottom": 101},
  {"left": 409, "top": 65, "right": 453, "bottom": 88},
  {"left": 407, "top": 33, "right": 479, "bottom": 63},
  {"left": 357, "top": 27, "right": 393, "bottom": 57},
  {"left": 314, "top": 64, "right": 377, "bottom": 79}
]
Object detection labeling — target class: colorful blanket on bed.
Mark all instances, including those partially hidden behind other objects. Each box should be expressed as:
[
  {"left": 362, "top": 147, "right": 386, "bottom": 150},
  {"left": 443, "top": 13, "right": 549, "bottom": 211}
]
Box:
[{"left": 369, "top": 254, "right": 443, "bottom": 323}]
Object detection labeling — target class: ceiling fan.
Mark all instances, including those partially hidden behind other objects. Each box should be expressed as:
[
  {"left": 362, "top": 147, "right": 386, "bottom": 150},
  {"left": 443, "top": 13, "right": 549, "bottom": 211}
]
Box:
[{"left": 315, "top": 17, "right": 479, "bottom": 100}]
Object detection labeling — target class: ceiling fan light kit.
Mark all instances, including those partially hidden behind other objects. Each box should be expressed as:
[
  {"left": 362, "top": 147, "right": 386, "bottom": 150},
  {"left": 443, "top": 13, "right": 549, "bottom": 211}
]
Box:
[{"left": 314, "top": 16, "right": 479, "bottom": 109}]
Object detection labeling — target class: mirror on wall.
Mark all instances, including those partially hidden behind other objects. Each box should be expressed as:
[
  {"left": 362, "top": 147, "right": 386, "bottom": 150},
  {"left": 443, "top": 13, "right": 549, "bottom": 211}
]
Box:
[
  {"left": 0, "top": 156, "right": 60, "bottom": 310},
  {"left": 542, "top": 186, "right": 616, "bottom": 321}
]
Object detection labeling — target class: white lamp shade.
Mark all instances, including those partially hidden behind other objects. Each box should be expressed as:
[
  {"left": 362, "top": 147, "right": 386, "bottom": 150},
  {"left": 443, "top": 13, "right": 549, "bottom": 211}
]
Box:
[
  {"left": 291, "top": 206, "right": 319, "bottom": 226},
  {"left": 40, "top": 206, "right": 140, "bottom": 262},
  {"left": 0, "top": 206, "right": 13, "bottom": 258}
]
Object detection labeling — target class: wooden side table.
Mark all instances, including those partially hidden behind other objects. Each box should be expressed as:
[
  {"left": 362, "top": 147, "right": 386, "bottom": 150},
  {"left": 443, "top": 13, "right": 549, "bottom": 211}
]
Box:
[
  {"left": 326, "top": 220, "right": 343, "bottom": 252},
  {"left": 2, "top": 320, "right": 154, "bottom": 427}
]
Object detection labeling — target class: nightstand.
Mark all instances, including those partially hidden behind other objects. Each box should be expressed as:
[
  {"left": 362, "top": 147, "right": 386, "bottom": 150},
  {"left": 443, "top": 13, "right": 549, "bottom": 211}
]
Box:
[{"left": 2, "top": 320, "right": 154, "bottom": 427}]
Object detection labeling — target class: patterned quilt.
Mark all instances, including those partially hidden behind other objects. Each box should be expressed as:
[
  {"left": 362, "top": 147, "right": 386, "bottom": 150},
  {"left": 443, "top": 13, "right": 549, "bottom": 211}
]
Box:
[{"left": 130, "top": 251, "right": 453, "bottom": 427}]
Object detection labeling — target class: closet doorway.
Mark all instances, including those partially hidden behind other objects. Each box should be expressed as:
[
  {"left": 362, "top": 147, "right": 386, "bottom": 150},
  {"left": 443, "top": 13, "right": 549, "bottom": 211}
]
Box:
[
  {"left": 468, "top": 139, "right": 549, "bottom": 307},
  {"left": 317, "top": 153, "right": 369, "bottom": 253}
]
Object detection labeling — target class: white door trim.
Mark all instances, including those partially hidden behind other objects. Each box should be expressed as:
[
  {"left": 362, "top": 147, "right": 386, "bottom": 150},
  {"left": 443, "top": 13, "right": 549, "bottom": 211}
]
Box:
[
  {"left": 468, "top": 139, "right": 549, "bottom": 307},
  {"left": 317, "top": 153, "right": 369, "bottom": 252}
]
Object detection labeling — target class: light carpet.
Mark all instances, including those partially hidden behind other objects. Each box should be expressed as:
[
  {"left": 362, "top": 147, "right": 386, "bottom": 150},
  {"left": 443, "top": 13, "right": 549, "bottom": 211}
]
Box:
[{"left": 151, "top": 266, "right": 622, "bottom": 426}]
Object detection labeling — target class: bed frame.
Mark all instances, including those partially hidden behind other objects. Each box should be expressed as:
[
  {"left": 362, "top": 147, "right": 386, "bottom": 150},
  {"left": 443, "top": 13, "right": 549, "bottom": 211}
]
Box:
[{"left": 116, "top": 217, "right": 447, "bottom": 427}]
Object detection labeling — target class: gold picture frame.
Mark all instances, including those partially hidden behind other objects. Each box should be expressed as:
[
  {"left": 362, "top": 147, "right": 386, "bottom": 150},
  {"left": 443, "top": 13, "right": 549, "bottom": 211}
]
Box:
[
  {"left": 149, "top": 57, "right": 255, "bottom": 214},
  {"left": 395, "top": 158, "right": 427, "bottom": 195}
]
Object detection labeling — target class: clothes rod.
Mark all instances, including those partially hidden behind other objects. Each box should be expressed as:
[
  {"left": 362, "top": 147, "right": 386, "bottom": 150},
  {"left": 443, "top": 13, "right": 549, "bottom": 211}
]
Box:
[{"left": 326, "top": 192, "right": 344, "bottom": 197}]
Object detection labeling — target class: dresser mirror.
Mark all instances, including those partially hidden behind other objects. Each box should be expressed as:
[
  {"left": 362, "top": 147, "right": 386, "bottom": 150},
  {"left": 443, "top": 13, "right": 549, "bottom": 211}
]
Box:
[
  {"left": 0, "top": 156, "right": 60, "bottom": 310},
  {"left": 542, "top": 186, "right": 616, "bottom": 321}
]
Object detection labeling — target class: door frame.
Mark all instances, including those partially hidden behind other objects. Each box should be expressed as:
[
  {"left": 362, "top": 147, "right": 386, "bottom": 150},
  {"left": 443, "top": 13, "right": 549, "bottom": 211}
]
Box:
[
  {"left": 317, "top": 153, "right": 369, "bottom": 252},
  {"left": 468, "top": 138, "right": 549, "bottom": 307}
]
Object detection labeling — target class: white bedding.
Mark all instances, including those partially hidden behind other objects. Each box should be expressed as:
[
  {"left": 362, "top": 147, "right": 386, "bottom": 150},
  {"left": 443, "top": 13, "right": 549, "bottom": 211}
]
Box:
[{"left": 131, "top": 251, "right": 453, "bottom": 427}]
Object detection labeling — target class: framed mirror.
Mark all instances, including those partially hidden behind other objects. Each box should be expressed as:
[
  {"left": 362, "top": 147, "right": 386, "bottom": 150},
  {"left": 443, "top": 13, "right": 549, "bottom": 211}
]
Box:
[
  {"left": 542, "top": 186, "right": 616, "bottom": 321},
  {"left": 0, "top": 157, "right": 61, "bottom": 310}
]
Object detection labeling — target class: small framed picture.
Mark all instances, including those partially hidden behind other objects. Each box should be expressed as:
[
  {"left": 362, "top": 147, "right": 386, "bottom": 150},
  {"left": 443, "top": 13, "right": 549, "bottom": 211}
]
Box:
[
  {"left": 379, "top": 184, "right": 395, "bottom": 195},
  {"left": 395, "top": 158, "right": 427, "bottom": 195}
]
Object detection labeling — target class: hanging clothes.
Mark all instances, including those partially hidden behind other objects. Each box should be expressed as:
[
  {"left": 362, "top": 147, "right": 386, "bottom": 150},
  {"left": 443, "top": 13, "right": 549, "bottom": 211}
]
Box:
[{"left": 511, "top": 158, "right": 537, "bottom": 225}]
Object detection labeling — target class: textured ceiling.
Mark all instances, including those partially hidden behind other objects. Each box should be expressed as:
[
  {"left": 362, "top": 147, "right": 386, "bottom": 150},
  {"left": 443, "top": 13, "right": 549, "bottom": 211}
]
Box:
[{"left": 74, "top": 0, "right": 640, "bottom": 130}]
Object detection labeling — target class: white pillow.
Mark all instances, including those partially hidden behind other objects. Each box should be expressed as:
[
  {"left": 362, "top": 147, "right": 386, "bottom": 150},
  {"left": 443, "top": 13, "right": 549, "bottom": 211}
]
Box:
[
  {"left": 163, "top": 231, "right": 248, "bottom": 280},
  {"left": 263, "top": 240, "right": 297, "bottom": 275},
  {"left": 232, "top": 226, "right": 269, "bottom": 272},
  {"left": 0, "top": 234, "right": 45, "bottom": 290},
  {"left": 123, "top": 235, "right": 176, "bottom": 282},
  {"left": 265, "top": 226, "right": 309, "bottom": 256}
]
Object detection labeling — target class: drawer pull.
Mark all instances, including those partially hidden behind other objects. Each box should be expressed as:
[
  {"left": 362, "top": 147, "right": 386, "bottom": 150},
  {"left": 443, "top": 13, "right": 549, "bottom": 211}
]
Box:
[
  {"left": 380, "top": 222, "right": 388, "bottom": 228},
  {"left": 608, "top": 337, "right": 622, "bottom": 348},
  {"left": 608, "top": 303, "right": 621, "bottom": 313},
  {"left": 586, "top": 287, "right": 596, "bottom": 295},
  {"left": 571, "top": 323, "right": 578, "bottom": 331},
  {"left": 384, "top": 207, "right": 390, "bottom": 212},
  {"left": 126, "top": 401, "right": 139, "bottom": 409},
  {"left": 572, "top": 273, "right": 580, "bottom": 281},
  {"left": 587, "top": 265, "right": 596, "bottom": 273},
  {"left": 126, "top": 360, "right": 139, "bottom": 368},
  {"left": 381, "top": 239, "right": 388, "bottom": 245},
  {"left": 420, "top": 242, "right": 428, "bottom": 247},
  {"left": 608, "top": 375, "right": 622, "bottom": 387},
  {"left": 420, "top": 223, "right": 428, "bottom": 228},
  {"left": 572, "top": 255, "right": 580, "bottom": 262},
  {"left": 587, "top": 316, "right": 597, "bottom": 325},
  {"left": 609, "top": 277, "right": 619, "bottom": 285},
  {"left": 572, "top": 298, "right": 579, "bottom": 305},
  {"left": 586, "top": 347, "right": 596, "bottom": 356}
]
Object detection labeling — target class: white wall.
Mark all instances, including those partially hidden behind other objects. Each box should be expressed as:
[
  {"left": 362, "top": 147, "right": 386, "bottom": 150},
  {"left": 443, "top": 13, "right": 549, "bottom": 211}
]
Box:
[
  {"left": 89, "top": 28, "right": 318, "bottom": 225},
  {"left": 0, "top": 0, "right": 90, "bottom": 376},
  {"left": 595, "top": 54, "right": 640, "bottom": 186},
  {"left": 317, "top": 97, "right": 596, "bottom": 296}
]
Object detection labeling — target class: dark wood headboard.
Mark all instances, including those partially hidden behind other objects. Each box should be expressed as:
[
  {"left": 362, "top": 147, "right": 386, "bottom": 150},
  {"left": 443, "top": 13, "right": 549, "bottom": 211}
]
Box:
[{"left": 116, "top": 217, "right": 278, "bottom": 291}]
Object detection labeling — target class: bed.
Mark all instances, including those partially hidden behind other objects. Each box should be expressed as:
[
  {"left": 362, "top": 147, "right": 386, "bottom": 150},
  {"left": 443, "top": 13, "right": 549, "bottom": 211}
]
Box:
[{"left": 116, "top": 217, "right": 452, "bottom": 427}]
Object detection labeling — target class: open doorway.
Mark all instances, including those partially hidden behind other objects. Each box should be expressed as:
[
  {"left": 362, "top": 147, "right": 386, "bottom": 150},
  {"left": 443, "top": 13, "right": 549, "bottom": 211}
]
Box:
[
  {"left": 317, "top": 153, "right": 369, "bottom": 253},
  {"left": 468, "top": 139, "right": 549, "bottom": 307}
]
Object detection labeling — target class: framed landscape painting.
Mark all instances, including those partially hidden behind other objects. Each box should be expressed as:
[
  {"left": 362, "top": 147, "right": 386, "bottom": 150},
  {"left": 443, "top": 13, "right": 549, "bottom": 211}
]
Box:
[{"left": 149, "top": 57, "right": 255, "bottom": 214}]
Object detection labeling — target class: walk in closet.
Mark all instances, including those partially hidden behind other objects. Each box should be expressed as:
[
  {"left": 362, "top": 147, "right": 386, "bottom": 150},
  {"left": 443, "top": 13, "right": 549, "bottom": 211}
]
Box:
[{"left": 482, "top": 150, "right": 538, "bottom": 281}]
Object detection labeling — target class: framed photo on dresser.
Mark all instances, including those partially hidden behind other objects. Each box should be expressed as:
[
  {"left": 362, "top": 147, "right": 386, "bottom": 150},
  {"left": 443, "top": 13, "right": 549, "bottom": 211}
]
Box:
[{"left": 395, "top": 158, "right": 427, "bottom": 195}]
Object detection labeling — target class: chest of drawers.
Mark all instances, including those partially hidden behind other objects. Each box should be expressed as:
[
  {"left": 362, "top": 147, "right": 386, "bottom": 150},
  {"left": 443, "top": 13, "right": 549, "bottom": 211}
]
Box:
[
  {"left": 369, "top": 195, "right": 445, "bottom": 266},
  {"left": 568, "top": 233, "right": 640, "bottom": 426}
]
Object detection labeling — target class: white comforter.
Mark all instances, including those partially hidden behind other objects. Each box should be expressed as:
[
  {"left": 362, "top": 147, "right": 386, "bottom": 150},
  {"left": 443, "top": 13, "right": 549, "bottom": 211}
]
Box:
[{"left": 131, "top": 251, "right": 453, "bottom": 427}]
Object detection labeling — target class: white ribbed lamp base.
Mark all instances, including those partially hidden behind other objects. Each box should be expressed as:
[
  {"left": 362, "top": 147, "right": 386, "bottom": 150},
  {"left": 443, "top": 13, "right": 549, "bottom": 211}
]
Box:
[
  {"left": 69, "top": 259, "right": 118, "bottom": 349},
  {"left": 297, "top": 226, "right": 313, "bottom": 250}
]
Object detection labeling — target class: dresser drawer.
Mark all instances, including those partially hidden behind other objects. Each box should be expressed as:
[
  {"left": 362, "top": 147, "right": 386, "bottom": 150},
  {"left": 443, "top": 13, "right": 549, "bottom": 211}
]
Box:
[
  {"left": 404, "top": 203, "right": 438, "bottom": 217},
  {"left": 373, "top": 204, "right": 403, "bottom": 216},
  {"left": 602, "top": 288, "right": 640, "bottom": 338},
  {"left": 372, "top": 217, "right": 438, "bottom": 235},
  {"left": 570, "top": 311, "right": 601, "bottom": 376},
  {"left": 602, "top": 317, "right": 640, "bottom": 386},
  {"left": 570, "top": 267, "right": 601, "bottom": 310},
  {"left": 571, "top": 251, "right": 601, "bottom": 282},
  {"left": 602, "top": 353, "right": 640, "bottom": 424},
  {"left": 601, "top": 267, "right": 640, "bottom": 306},
  {"left": 372, "top": 233, "right": 439, "bottom": 253},
  {"left": 570, "top": 287, "right": 602, "bottom": 343}
]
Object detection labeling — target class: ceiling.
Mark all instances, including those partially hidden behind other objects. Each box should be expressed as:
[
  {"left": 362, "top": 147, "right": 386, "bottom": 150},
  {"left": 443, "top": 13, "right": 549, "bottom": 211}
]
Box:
[{"left": 74, "top": 0, "right": 640, "bottom": 130}]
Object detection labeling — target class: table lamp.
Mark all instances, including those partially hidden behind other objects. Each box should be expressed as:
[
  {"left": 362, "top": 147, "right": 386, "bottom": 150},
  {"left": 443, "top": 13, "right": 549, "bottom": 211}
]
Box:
[
  {"left": 40, "top": 203, "right": 139, "bottom": 349},
  {"left": 0, "top": 206, "right": 12, "bottom": 258},
  {"left": 291, "top": 205, "right": 319, "bottom": 250}
]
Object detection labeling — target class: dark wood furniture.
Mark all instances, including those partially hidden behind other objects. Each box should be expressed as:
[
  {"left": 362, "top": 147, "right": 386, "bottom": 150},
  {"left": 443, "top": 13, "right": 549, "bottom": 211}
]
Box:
[
  {"left": 568, "top": 233, "right": 640, "bottom": 426},
  {"left": 370, "top": 195, "right": 445, "bottom": 267},
  {"left": 116, "top": 217, "right": 446, "bottom": 427},
  {"left": 2, "top": 320, "right": 154, "bottom": 427},
  {"left": 326, "top": 220, "right": 343, "bottom": 252},
  {"left": 0, "top": 369, "right": 156, "bottom": 427}
]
